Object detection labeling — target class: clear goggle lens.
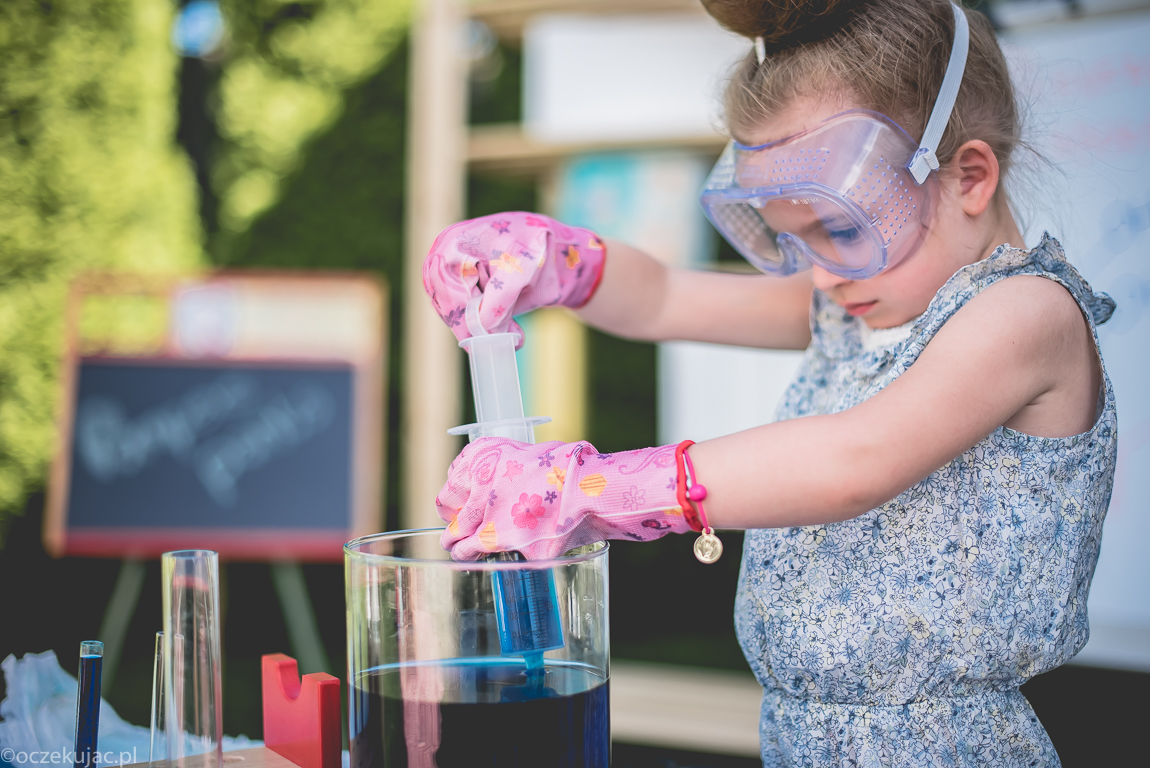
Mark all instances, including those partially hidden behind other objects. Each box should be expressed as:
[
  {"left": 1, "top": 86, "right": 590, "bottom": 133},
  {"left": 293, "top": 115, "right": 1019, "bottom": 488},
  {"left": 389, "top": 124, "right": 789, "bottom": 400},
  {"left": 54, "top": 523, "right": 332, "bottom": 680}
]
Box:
[
  {"left": 700, "top": 111, "right": 938, "bottom": 280},
  {"left": 706, "top": 195, "right": 888, "bottom": 279}
]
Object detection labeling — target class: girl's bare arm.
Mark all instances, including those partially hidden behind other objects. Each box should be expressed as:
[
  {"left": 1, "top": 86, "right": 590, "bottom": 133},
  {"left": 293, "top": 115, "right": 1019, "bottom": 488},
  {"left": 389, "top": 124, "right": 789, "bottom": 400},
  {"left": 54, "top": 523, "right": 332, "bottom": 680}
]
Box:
[
  {"left": 690, "top": 275, "right": 1101, "bottom": 529},
  {"left": 577, "top": 239, "right": 814, "bottom": 350}
]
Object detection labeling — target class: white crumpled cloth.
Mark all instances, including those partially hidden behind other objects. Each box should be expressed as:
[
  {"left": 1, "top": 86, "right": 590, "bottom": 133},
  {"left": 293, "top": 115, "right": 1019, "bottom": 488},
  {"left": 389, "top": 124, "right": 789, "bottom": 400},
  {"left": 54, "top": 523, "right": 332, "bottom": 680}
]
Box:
[{"left": 0, "top": 651, "right": 259, "bottom": 767}]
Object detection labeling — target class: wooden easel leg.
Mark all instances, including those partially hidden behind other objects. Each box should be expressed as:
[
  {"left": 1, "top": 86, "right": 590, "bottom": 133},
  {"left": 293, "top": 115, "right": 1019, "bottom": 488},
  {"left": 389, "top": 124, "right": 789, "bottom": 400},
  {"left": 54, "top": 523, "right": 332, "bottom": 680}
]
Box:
[
  {"left": 96, "top": 558, "right": 146, "bottom": 693},
  {"left": 270, "top": 562, "right": 331, "bottom": 675}
]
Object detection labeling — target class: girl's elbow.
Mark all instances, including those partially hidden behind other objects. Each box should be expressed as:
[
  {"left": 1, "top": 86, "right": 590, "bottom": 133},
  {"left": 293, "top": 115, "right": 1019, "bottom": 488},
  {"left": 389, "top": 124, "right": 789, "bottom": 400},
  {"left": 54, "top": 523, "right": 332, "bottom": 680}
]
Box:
[
  {"left": 824, "top": 468, "right": 898, "bottom": 522},
  {"left": 826, "top": 490, "right": 876, "bottom": 523}
]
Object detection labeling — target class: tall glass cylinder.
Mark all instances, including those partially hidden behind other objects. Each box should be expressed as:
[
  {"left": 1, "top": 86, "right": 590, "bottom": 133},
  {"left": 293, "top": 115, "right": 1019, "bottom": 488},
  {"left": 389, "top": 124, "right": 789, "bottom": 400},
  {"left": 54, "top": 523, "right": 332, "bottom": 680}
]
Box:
[
  {"left": 162, "top": 550, "right": 223, "bottom": 768},
  {"left": 150, "top": 632, "right": 166, "bottom": 764},
  {"left": 345, "top": 529, "right": 610, "bottom": 767}
]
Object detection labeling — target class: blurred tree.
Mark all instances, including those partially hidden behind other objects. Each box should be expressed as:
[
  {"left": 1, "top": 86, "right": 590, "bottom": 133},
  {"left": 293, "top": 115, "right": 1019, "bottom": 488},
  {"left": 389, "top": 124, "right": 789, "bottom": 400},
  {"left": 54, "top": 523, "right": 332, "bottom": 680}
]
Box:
[
  {"left": 212, "top": 0, "right": 410, "bottom": 256},
  {"left": 211, "top": 38, "right": 409, "bottom": 531},
  {"left": 213, "top": 36, "right": 539, "bottom": 529},
  {"left": 0, "top": 0, "right": 203, "bottom": 544}
]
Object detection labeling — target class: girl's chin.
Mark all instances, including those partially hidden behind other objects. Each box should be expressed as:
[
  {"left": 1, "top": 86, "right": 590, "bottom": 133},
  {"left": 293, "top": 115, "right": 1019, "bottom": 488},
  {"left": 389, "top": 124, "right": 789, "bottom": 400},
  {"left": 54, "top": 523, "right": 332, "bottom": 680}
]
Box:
[{"left": 862, "top": 309, "right": 919, "bottom": 329}]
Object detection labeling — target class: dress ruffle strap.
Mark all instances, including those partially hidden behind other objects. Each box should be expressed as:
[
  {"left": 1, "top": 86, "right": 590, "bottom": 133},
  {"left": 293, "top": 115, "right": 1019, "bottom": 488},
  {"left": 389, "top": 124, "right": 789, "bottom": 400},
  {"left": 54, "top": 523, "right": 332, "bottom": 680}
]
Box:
[
  {"left": 1086, "top": 291, "right": 1116, "bottom": 325},
  {"left": 1031, "top": 233, "right": 1116, "bottom": 325}
]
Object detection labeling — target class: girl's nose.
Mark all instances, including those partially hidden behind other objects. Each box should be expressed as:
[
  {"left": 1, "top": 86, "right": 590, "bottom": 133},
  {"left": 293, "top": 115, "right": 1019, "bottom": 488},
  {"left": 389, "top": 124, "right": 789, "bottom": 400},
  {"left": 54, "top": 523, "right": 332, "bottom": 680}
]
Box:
[{"left": 811, "top": 264, "right": 852, "bottom": 292}]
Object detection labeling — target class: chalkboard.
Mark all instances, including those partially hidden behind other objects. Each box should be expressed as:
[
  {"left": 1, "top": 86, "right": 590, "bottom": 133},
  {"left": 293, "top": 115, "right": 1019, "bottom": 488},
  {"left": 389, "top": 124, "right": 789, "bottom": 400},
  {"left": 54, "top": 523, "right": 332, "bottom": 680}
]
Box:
[
  {"left": 46, "top": 272, "right": 385, "bottom": 561},
  {"left": 66, "top": 359, "right": 352, "bottom": 556}
]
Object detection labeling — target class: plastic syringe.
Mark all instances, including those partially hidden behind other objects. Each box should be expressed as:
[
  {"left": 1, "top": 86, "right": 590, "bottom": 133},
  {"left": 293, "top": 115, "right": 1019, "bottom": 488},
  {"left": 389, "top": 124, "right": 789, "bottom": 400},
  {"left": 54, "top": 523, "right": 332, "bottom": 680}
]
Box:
[{"left": 448, "top": 297, "right": 564, "bottom": 671}]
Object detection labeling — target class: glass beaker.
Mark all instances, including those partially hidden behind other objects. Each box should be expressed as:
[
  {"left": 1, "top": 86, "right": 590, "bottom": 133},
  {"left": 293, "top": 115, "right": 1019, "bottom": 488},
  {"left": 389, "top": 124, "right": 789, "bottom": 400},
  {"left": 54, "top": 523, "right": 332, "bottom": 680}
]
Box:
[
  {"left": 345, "top": 529, "right": 610, "bottom": 767},
  {"left": 162, "top": 550, "right": 223, "bottom": 768}
]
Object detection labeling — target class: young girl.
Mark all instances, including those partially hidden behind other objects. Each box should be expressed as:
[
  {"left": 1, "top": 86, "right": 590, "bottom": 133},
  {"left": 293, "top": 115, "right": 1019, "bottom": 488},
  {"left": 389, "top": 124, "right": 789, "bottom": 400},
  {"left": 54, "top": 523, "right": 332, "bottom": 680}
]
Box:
[{"left": 423, "top": 0, "right": 1116, "bottom": 764}]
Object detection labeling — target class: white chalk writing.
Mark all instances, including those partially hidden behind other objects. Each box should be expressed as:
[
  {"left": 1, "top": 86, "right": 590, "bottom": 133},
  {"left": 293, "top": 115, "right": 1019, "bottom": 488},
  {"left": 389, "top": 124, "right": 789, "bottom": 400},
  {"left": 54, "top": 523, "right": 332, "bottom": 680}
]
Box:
[
  {"left": 193, "top": 385, "right": 335, "bottom": 507},
  {"left": 77, "top": 375, "right": 257, "bottom": 482},
  {"left": 76, "top": 374, "right": 336, "bottom": 507}
]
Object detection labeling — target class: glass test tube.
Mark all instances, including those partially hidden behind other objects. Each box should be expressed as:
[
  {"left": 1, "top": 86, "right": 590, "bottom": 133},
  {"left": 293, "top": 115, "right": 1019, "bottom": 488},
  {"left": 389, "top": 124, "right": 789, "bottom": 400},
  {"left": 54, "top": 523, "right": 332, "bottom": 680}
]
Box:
[
  {"left": 162, "top": 550, "right": 223, "bottom": 768},
  {"left": 149, "top": 631, "right": 166, "bottom": 764},
  {"left": 74, "top": 641, "right": 103, "bottom": 768}
]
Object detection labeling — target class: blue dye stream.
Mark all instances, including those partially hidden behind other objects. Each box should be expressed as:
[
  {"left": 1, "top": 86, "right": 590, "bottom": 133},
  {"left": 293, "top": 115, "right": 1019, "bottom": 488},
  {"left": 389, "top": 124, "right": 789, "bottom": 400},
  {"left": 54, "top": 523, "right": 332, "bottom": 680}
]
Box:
[
  {"left": 350, "top": 658, "right": 609, "bottom": 767},
  {"left": 74, "top": 654, "right": 102, "bottom": 768}
]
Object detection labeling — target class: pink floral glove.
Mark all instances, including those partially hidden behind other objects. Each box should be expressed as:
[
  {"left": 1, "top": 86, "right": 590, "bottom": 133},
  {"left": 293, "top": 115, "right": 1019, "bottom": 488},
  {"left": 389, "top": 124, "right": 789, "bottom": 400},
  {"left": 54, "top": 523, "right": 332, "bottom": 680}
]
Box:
[
  {"left": 436, "top": 438, "right": 696, "bottom": 561},
  {"left": 423, "top": 212, "right": 607, "bottom": 343}
]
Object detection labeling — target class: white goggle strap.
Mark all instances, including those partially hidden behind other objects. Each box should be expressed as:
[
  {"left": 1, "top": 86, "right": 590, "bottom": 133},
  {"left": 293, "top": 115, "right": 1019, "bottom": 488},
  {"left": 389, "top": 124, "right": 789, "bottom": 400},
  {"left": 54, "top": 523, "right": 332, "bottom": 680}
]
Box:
[{"left": 907, "top": 2, "right": 970, "bottom": 185}]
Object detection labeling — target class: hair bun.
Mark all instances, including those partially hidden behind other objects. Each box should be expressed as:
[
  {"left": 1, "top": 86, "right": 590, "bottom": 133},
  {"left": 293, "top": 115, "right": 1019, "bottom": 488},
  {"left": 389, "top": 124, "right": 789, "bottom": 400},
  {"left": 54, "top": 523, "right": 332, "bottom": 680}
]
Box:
[{"left": 701, "top": 0, "right": 870, "bottom": 51}]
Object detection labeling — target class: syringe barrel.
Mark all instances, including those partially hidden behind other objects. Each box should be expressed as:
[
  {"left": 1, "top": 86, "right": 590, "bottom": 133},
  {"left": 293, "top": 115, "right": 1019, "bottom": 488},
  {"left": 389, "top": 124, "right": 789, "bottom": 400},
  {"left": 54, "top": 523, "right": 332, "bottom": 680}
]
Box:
[
  {"left": 457, "top": 325, "right": 563, "bottom": 659},
  {"left": 459, "top": 332, "right": 535, "bottom": 442}
]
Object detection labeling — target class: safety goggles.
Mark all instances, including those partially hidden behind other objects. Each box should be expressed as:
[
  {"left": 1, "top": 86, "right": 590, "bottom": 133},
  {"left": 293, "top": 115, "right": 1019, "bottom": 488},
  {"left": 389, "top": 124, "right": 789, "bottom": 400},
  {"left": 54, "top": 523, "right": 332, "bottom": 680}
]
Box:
[{"left": 701, "top": 2, "right": 970, "bottom": 280}]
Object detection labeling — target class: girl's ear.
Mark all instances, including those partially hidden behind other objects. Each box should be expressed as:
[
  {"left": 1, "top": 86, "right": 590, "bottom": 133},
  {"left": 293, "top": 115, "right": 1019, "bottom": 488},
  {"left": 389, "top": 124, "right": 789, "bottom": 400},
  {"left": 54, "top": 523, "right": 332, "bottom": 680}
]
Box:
[{"left": 950, "top": 140, "right": 1001, "bottom": 217}]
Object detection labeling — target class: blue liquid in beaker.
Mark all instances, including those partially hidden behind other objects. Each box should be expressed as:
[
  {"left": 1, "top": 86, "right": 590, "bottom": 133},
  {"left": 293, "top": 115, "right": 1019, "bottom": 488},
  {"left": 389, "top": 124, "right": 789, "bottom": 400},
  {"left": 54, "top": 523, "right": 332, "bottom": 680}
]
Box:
[{"left": 350, "top": 658, "right": 609, "bottom": 768}]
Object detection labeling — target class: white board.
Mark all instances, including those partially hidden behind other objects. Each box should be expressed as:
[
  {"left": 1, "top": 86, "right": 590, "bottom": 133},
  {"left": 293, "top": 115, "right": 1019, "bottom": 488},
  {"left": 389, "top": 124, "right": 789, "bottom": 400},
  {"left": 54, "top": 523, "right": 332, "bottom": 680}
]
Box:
[
  {"left": 1002, "top": 9, "right": 1150, "bottom": 669},
  {"left": 523, "top": 13, "right": 747, "bottom": 143},
  {"left": 657, "top": 342, "right": 803, "bottom": 445}
]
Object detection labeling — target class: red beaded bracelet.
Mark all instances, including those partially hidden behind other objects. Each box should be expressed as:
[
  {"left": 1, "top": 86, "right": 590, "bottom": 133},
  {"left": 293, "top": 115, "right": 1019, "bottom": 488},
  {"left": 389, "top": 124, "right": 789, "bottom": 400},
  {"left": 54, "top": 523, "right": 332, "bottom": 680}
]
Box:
[{"left": 674, "top": 440, "right": 723, "bottom": 564}]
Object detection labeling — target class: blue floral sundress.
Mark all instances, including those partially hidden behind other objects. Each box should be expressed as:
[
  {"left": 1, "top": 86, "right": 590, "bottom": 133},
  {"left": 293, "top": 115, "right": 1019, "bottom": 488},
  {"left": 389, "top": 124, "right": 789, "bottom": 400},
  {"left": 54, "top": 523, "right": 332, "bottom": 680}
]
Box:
[{"left": 735, "top": 235, "right": 1117, "bottom": 767}]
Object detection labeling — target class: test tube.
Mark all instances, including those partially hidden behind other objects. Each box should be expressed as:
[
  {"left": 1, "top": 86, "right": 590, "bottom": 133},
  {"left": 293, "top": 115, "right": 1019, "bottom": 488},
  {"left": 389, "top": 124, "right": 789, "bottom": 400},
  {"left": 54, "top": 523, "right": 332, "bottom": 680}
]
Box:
[
  {"left": 74, "top": 641, "right": 103, "bottom": 768},
  {"left": 162, "top": 551, "right": 222, "bottom": 768},
  {"left": 149, "top": 632, "right": 165, "bottom": 764}
]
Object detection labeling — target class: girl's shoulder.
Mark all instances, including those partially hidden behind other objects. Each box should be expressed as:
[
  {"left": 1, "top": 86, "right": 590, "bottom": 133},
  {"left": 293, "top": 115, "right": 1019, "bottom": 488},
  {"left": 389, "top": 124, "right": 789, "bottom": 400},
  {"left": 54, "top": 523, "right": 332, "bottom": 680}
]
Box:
[
  {"left": 925, "top": 238, "right": 1109, "bottom": 440},
  {"left": 807, "top": 234, "right": 1116, "bottom": 385},
  {"left": 938, "top": 234, "right": 1115, "bottom": 330},
  {"left": 957, "top": 271, "right": 1087, "bottom": 337}
]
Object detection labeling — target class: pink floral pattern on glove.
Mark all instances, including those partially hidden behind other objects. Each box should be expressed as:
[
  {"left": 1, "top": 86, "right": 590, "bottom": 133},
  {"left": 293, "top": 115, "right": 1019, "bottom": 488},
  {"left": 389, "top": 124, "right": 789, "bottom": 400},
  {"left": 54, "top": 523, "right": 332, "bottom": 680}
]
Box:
[
  {"left": 511, "top": 493, "right": 546, "bottom": 529},
  {"left": 435, "top": 438, "right": 692, "bottom": 560},
  {"left": 422, "top": 212, "right": 607, "bottom": 343}
]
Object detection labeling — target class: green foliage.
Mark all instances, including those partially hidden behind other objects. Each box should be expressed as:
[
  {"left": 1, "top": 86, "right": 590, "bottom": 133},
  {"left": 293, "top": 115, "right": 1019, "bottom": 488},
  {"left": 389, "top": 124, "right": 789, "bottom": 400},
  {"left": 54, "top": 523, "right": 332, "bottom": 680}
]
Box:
[
  {"left": 214, "top": 39, "right": 411, "bottom": 527},
  {"left": 468, "top": 41, "right": 523, "bottom": 125},
  {"left": 214, "top": 47, "right": 407, "bottom": 273},
  {"left": 212, "top": 0, "right": 410, "bottom": 247},
  {"left": 0, "top": 0, "right": 203, "bottom": 542},
  {"left": 219, "top": 31, "right": 541, "bottom": 527},
  {"left": 587, "top": 330, "right": 657, "bottom": 453}
]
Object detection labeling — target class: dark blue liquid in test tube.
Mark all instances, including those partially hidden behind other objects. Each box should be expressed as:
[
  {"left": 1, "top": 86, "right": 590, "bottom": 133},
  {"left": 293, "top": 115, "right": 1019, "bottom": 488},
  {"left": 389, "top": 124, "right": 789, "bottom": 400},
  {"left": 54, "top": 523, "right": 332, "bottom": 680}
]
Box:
[{"left": 74, "top": 641, "right": 103, "bottom": 768}]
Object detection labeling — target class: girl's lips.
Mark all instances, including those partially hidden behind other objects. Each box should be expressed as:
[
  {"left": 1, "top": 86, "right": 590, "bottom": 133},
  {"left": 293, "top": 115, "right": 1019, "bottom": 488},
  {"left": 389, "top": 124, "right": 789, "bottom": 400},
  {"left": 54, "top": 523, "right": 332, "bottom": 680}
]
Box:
[{"left": 844, "top": 300, "right": 878, "bottom": 316}]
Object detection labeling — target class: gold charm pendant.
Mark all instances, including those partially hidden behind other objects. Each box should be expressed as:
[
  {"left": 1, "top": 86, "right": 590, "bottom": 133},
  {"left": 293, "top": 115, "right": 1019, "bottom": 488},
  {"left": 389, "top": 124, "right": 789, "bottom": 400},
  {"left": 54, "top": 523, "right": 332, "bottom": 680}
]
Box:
[{"left": 693, "top": 529, "right": 723, "bottom": 564}]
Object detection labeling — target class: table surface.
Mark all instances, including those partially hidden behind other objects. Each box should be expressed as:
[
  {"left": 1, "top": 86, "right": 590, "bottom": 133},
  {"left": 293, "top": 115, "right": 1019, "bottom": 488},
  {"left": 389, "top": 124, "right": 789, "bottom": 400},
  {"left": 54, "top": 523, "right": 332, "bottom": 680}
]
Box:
[
  {"left": 117, "top": 662, "right": 763, "bottom": 764},
  {"left": 121, "top": 747, "right": 296, "bottom": 768},
  {"left": 611, "top": 660, "right": 762, "bottom": 756}
]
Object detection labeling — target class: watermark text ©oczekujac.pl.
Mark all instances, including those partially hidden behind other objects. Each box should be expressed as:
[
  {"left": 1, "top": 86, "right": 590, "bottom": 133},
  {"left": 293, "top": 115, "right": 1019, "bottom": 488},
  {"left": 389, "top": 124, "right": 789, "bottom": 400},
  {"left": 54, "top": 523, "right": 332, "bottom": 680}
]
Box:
[{"left": 2, "top": 747, "right": 139, "bottom": 766}]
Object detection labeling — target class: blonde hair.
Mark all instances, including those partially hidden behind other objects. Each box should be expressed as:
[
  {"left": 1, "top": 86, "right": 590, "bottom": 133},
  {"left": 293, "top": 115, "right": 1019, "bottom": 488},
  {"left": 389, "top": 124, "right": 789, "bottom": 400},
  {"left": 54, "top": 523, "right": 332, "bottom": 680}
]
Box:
[{"left": 704, "top": 0, "right": 1020, "bottom": 179}]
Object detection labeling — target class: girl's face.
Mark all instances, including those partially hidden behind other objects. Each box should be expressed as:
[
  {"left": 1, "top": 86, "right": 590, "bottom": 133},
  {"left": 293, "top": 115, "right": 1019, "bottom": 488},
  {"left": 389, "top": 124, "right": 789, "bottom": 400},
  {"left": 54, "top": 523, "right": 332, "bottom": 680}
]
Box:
[{"left": 742, "top": 96, "right": 1020, "bottom": 329}]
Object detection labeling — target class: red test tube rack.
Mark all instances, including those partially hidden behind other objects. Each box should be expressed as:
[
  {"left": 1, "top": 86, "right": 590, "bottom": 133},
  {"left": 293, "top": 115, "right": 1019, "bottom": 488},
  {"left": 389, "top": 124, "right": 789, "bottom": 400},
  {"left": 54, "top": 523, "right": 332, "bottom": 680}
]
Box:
[{"left": 261, "top": 654, "right": 340, "bottom": 768}]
